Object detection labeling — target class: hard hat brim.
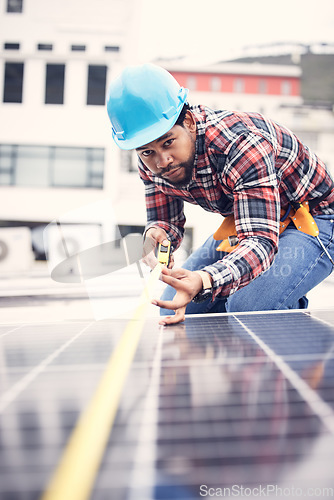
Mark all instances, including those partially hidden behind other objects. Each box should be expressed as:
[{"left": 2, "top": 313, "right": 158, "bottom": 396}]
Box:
[{"left": 112, "top": 90, "right": 189, "bottom": 150}]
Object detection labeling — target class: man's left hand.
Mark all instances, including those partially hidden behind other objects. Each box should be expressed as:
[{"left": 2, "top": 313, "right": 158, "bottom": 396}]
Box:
[{"left": 152, "top": 267, "right": 203, "bottom": 325}]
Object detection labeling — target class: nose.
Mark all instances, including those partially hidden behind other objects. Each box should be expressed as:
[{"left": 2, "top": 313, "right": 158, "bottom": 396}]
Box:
[{"left": 156, "top": 152, "right": 172, "bottom": 170}]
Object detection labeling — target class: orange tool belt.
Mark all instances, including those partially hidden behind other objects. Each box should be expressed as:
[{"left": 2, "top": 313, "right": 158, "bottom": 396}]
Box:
[{"left": 213, "top": 201, "right": 319, "bottom": 253}]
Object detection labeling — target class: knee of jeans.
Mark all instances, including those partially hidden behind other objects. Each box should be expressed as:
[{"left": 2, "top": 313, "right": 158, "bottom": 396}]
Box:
[
  {"left": 226, "top": 294, "right": 254, "bottom": 313},
  {"left": 160, "top": 309, "right": 173, "bottom": 316},
  {"left": 160, "top": 285, "right": 175, "bottom": 302},
  {"left": 159, "top": 286, "right": 176, "bottom": 316},
  {"left": 227, "top": 290, "right": 309, "bottom": 313},
  {"left": 226, "top": 289, "right": 272, "bottom": 312}
]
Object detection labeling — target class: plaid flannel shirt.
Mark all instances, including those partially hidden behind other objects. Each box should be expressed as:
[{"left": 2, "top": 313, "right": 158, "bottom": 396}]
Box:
[{"left": 138, "top": 105, "right": 334, "bottom": 299}]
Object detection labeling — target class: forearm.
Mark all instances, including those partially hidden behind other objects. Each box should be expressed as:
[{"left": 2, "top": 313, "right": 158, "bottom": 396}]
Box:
[
  {"left": 144, "top": 219, "right": 184, "bottom": 250},
  {"left": 141, "top": 176, "right": 186, "bottom": 250},
  {"left": 203, "top": 236, "right": 277, "bottom": 299}
]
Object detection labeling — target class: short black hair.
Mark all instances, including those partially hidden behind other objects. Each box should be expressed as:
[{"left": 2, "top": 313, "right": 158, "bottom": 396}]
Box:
[{"left": 175, "top": 102, "right": 190, "bottom": 127}]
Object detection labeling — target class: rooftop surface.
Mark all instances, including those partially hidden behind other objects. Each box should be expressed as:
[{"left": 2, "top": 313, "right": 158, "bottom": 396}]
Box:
[{"left": 0, "top": 265, "right": 334, "bottom": 499}]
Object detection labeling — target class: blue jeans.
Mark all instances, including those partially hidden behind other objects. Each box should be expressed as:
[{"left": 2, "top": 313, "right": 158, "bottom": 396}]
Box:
[{"left": 160, "top": 214, "right": 334, "bottom": 315}]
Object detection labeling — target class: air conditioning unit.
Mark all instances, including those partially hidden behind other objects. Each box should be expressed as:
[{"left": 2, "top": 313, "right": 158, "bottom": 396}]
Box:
[{"left": 0, "top": 227, "right": 33, "bottom": 272}]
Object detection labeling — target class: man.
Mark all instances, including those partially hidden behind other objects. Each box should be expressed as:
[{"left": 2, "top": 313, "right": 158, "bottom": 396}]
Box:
[{"left": 106, "top": 63, "right": 334, "bottom": 325}]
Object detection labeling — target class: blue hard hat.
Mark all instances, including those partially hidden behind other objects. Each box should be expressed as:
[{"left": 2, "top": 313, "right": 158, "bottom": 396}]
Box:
[{"left": 106, "top": 64, "right": 189, "bottom": 150}]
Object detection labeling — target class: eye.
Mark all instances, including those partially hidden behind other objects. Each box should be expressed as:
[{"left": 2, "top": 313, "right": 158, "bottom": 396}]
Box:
[
  {"left": 164, "top": 138, "right": 174, "bottom": 147},
  {"left": 141, "top": 150, "right": 153, "bottom": 157}
]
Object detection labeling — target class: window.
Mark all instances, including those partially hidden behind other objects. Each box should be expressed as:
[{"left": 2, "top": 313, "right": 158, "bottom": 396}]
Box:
[
  {"left": 4, "top": 42, "right": 20, "bottom": 50},
  {"left": 210, "top": 77, "right": 221, "bottom": 92},
  {"left": 258, "top": 79, "right": 267, "bottom": 94},
  {"left": 281, "top": 80, "right": 292, "bottom": 95},
  {"left": 87, "top": 65, "right": 107, "bottom": 106},
  {"left": 121, "top": 150, "right": 138, "bottom": 173},
  {"left": 0, "top": 145, "right": 104, "bottom": 189},
  {"left": 186, "top": 76, "right": 196, "bottom": 91},
  {"left": 233, "top": 78, "right": 244, "bottom": 93},
  {"left": 37, "top": 43, "right": 53, "bottom": 51},
  {"left": 45, "top": 64, "right": 65, "bottom": 104},
  {"left": 87, "top": 148, "right": 105, "bottom": 187},
  {"left": 3, "top": 62, "right": 24, "bottom": 103},
  {"left": 104, "top": 46, "right": 120, "bottom": 53},
  {"left": 15, "top": 146, "right": 50, "bottom": 186},
  {"left": 51, "top": 146, "right": 104, "bottom": 188},
  {"left": 71, "top": 45, "right": 86, "bottom": 52},
  {"left": 6, "top": 0, "right": 23, "bottom": 12},
  {"left": 52, "top": 147, "right": 89, "bottom": 187},
  {"left": 51, "top": 147, "right": 104, "bottom": 187},
  {"left": 0, "top": 145, "right": 15, "bottom": 184}
]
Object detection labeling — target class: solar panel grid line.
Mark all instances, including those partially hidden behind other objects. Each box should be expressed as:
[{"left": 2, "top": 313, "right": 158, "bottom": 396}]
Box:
[
  {"left": 182, "top": 309, "right": 313, "bottom": 319},
  {"left": 271, "top": 351, "right": 334, "bottom": 362},
  {"left": 126, "top": 327, "right": 164, "bottom": 500},
  {"left": 137, "top": 462, "right": 334, "bottom": 489},
  {"left": 233, "top": 314, "right": 334, "bottom": 434},
  {"left": 154, "top": 437, "right": 331, "bottom": 462},
  {"left": 1, "top": 363, "right": 110, "bottom": 374},
  {"left": 141, "top": 312, "right": 334, "bottom": 499},
  {"left": 41, "top": 263, "right": 163, "bottom": 500},
  {"left": 89, "top": 399, "right": 323, "bottom": 432},
  {"left": 77, "top": 437, "right": 331, "bottom": 468},
  {"left": 86, "top": 464, "right": 330, "bottom": 496},
  {"left": 157, "top": 383, "right": 305, "bottom": 402},
  {"left": 156, "top": 402, "right": 324, "bottom": 425},
  {"left": 0, "top": 324, "right": 25, "bottom": 338},
  {"left": 101, "top": 431, "right": 320, "bottom": 461},
  {"left": 157, "top": 354, "right": 334, "bottom": 374},
  {"left": 0, "top": 322, "right": 95, "bottom": 414},
  {"left": 1, "top": 310, "right": 334, "bottom": 499},
  {"left": 1, "top": 428, "right": 328, "bottom": 467},
  {"left": 156, "top": 350, "right": 334, "bottom": 369},
  {"left": 156, "top": 418, "right": 321, "bottom": 441},
  {"left": 237, "top": 311, "right": 334, "bottom": 331},
  {"left": 88, "top": 324, "right": 165, "bottom": 499},
  {"left": 155, "top": 402, "right": 320, "bottom": 424},
  {"left": 307, "top": 311, "right": 334, "bottom": 330}
]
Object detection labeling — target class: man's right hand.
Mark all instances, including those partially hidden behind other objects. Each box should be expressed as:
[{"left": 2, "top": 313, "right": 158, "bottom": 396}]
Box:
[{"left": 142, "top": 227, "right": 174, "bottom": 270}]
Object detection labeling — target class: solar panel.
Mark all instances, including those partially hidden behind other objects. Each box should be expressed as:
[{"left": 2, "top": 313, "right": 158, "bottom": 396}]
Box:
[{"left": 1, "top": 310, "right": 334, "bottom": 500}]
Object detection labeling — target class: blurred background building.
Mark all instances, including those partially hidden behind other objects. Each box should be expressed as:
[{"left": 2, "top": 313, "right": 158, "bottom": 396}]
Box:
[{"left": 0, "top": 0, "right": 334, "bottom": 273}]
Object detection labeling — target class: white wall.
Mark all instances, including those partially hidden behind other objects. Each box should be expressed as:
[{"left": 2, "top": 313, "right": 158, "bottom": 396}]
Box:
[
  {"left": 0, "top": 0, "right": 141, "bottom": 229},
  {"left": 1, "top": 0, "right": 333, "bottom": 260}
]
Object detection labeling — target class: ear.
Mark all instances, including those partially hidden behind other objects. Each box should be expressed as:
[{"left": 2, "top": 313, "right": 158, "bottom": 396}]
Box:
[{"left": 183, "top": 110, "right": 196, "bottom": 134}]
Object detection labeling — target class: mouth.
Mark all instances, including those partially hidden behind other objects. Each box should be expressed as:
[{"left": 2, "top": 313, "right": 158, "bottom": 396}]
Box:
[{"left": 162, "top": 167, "right": 183, "bottom": 181}]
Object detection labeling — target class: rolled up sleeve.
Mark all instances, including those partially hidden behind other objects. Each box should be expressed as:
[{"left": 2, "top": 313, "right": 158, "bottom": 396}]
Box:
[{"left": 139, "top": 162, "right": 185, "bottom": 250}]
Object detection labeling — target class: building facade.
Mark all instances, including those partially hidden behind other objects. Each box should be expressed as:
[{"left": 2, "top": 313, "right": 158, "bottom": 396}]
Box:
[
  {"left": 1, "top": 0, "right": 333, "bottom": 265},
  {"left": 0, "top": 0, "right": 142, "bottom": 261}
]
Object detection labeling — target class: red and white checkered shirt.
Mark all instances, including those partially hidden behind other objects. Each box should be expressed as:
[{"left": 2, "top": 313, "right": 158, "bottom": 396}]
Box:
[{"left": 138, "top": 105, "right": 334, "bottom": 299}]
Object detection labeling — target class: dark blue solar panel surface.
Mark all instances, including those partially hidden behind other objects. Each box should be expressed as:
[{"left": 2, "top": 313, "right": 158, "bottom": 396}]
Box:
[{"left": 1, "top": 310, "right": 334, "bottom": 499}]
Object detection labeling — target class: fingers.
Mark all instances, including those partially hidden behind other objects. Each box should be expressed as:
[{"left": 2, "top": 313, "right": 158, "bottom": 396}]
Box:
[
  {"left": 152, "top": 296, "right": 186, "bottom": 311},
  {"left": 145, "top": 227, "right": 169, "bottom": 246},
  {"left": 159, "top": 273, "right": 190, "bottom": 292},
  {"left": 159, "top": 306, "right": 186, "bottom": 326},
  {"left": 159, "top": 267, "right": 194, "bottom": 294},
  {"left": 167, "top": 253, "right": 175, "bottom": 269},
  {"left": 160, "top": 266, "right": 189, "bottom": 280},
  {"left": 143, "top": 228, "right": 171, "bottom": 270}
]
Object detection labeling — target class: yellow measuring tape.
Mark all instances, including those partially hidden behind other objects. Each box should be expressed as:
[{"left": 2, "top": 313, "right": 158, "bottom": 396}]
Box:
[{"left": 42, "top": 262, "right": 163, "bottom": 500}]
